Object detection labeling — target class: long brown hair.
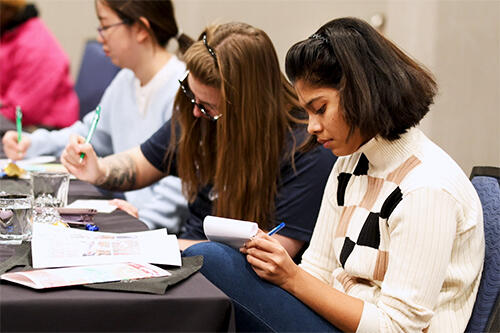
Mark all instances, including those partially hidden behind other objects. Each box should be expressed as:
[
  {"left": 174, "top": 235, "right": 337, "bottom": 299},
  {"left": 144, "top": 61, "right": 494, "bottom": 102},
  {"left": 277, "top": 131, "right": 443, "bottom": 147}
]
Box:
[{"left": 168, "top": 22, "right": 304, "bottom": 229}]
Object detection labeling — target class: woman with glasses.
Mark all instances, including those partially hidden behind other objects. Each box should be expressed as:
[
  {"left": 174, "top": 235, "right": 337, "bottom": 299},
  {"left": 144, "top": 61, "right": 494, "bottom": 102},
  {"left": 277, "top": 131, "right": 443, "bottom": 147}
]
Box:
[
  {"left": 60, "top": 22, "right": 337, "bottom": 258},
  {"left": 183, "top": 17, "right": 485, "bottom": 332},
  {"left": 2, "top": 0, "right": 190, "bottom": 233}
]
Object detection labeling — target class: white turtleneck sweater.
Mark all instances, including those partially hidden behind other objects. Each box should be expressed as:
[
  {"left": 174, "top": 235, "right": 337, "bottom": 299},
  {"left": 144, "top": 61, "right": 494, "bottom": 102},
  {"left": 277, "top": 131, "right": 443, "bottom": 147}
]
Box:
[{"left": 300, "top": 127, "right": 485, "bottom": 332}]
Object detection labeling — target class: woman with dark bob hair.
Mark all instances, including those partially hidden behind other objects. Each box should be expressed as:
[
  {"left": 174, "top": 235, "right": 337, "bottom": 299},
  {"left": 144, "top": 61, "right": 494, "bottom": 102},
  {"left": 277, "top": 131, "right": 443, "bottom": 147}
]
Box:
[{"left": 184, "top": 17, "right": 484, "bottom": 332}]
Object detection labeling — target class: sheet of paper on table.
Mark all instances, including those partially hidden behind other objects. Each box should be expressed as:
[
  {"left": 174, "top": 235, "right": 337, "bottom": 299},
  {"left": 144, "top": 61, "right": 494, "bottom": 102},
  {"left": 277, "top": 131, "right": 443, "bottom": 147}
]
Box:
[
  {"left": 66, "top": 199, "right": 117, "bottom": 213},
  {"left": 16, "top": 155, "right": 57, "bottom": 166},
  {"left": 0, "top": 156, "right": 75, "bottom": 179},
  {"left": 203, "top": 215, "right": 258, "bottom": 249},
  {"left": 22, "top": 163, "right": 70, "bottom": 174},
  {"left": 1, "top": 262, "right": 170, "bottom": 289},
  {"left": 31, "top": 223, "right": 181, "bottom": 269},
  {"left": 0, "top": 156, "right": 56, "bottom": 169}
]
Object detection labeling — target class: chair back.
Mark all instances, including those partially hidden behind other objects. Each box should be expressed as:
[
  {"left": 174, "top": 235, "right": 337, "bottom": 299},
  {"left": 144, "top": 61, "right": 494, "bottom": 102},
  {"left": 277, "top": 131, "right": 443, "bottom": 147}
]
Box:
[
  {"left": 466, "top": 166, "right": 500, "bottom": 332},
  {"left": 74, "top": 40, "right": 120, "bottom": 119}
]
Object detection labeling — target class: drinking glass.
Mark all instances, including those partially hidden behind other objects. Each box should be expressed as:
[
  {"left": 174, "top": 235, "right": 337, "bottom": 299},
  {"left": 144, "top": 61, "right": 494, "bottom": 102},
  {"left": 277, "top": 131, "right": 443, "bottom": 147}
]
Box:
[
  {"left": 0, "top": 193, "right": 33, "bottom": 244},
  {"left": 31, "top": 172, "right": 70, "bottom": 208}
]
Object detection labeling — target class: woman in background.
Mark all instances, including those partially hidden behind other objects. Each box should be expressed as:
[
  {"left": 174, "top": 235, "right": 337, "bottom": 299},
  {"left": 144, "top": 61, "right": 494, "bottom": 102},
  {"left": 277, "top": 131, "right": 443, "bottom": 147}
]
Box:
[
  {"left": 0, "top": 0, "right": 78, "bottom": 130},
  {"left": 2, "top": 0, "right": 190, "bottom": 233},
  {"left": 60, "top": 22, "right": 336, "bottom": 258},
  {"left": 184, "top": 17, "right": 484, "bottom": 332}
]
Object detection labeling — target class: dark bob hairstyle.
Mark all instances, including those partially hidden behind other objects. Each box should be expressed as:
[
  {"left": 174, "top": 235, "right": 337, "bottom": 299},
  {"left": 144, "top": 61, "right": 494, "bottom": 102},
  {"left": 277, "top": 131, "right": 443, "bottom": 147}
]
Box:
[{"left": 285, "top": 17, "right": 437, "bottom": 141}]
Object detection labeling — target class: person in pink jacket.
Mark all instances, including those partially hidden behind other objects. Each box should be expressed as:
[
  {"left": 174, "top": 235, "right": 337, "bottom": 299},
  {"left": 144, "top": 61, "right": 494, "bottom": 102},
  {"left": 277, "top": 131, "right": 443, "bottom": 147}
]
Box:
[{"left": 0, "top": 0, "right": 78, "bottom": 130}]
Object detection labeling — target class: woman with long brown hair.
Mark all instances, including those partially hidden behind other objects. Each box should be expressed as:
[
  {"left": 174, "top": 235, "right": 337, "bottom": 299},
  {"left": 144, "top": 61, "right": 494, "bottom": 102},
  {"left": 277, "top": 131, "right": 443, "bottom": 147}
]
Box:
[{"left": 61, "top": 22, "right": 336, "bottom": 257}]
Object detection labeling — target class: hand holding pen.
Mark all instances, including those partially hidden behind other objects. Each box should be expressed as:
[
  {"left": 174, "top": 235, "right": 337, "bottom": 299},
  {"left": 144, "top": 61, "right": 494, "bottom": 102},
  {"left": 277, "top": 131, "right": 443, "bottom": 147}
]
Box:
[
  {"left": 61, "top": 133, "right": 103, "bottom": 184},
  {"left": 60, "top": 106, "right": 104, "bottom": 184},
  {"left": 240, "top": 223, "right": 299, "bottom": 288},
  {"left": 1, "top": 106, "right": 31, "bottom": 160}
]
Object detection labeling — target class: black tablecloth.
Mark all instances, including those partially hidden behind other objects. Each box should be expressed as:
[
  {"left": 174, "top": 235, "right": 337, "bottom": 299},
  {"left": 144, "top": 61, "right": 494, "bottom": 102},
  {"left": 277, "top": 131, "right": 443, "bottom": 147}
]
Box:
[{"left": 0, "top": 175, "right": 235, "bottom": 331}]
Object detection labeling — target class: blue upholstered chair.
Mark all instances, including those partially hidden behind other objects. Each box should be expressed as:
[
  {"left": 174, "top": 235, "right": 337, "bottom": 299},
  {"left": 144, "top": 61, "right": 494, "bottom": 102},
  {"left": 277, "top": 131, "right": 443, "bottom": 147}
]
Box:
[
  {"left": 466, "top": 166, "right": 500, "bottom": 332},
  {"left": 74, "top": 40, "right": 120, "bottom": 119}
]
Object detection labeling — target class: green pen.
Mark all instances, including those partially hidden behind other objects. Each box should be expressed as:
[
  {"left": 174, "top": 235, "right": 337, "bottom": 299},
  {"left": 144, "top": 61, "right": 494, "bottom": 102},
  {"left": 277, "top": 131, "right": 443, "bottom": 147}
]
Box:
[
  {"left": 15, "top": 106, "right": 22, "bottom": 143},
  {"left": 79, "top": 106, "right": 101, "bottom": 163}
]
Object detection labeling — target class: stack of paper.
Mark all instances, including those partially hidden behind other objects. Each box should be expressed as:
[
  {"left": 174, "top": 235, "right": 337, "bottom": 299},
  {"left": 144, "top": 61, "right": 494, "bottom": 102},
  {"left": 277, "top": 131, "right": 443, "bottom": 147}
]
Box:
[
  {"left": 31, "top": 223, "right": 181, "bottom": 268},
  {"left": 0, "top": 223, "right": 181, "bottom": 289}
]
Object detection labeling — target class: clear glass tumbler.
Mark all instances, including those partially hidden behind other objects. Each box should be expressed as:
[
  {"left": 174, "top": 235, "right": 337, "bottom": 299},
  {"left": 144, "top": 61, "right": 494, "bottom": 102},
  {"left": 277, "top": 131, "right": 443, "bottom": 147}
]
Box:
[
  {"left": 31, "top": 172, "right": 70, "bottom": 208},
  {"left": 0, "top": 193, "right": 33, "bottom": 244}
]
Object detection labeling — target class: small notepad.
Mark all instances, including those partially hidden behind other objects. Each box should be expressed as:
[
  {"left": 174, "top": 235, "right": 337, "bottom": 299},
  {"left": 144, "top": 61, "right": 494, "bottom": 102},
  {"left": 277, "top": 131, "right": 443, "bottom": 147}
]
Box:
[
  {"left": 66, "top": 199, "right": 117, "bottom": 213},
  {"left": 203, "top": 216, "right": 258, "bottom": 248}
]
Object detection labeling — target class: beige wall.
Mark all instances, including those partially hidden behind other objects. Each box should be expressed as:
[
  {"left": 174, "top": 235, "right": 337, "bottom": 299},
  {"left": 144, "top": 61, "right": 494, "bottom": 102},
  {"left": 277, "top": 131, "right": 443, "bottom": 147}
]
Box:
[
  {"left": 34, "top": 0, "right": 499, "bottom": 175},
  {"left": 34, "top": 0, "right": 98, "bottom": 78}
]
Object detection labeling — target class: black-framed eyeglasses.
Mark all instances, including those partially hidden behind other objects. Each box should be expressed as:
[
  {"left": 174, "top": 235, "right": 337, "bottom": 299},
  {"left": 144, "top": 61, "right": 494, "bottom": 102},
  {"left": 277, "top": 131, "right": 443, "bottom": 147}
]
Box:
[
  {"left": 97, "top": 21, "right": 127, "bottom": 39},
  {"left": 202, "top": 32, "right": 218, "bottom": 67},
  {"left": 178, "top": 70, "right": 222, "bottom": 121}
]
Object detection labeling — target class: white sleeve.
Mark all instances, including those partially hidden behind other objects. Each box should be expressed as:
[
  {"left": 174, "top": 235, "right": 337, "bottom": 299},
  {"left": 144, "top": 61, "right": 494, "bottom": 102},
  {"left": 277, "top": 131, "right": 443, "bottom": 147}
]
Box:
[
  {"left": 356, "top": 187, "right": 459, "bottom": 332},
  {"left": 299, "top": 168, "right": 341, "bottom": 285}
]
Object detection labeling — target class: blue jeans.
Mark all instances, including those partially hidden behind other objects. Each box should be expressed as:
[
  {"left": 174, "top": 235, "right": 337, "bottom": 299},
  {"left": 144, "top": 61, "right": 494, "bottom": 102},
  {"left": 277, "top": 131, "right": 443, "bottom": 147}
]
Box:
[{"left": 183, "top": 242, "right": 340, "bottom": 332}]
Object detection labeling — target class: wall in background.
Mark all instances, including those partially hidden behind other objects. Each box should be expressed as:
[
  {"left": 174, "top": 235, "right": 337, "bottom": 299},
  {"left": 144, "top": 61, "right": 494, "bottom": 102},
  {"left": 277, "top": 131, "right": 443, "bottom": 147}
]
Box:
[
  {"left": 33, "top": 0, "right": 499, "bottom": 175},
  {"left": 34, "top": 0, "right": 97, "bottom": 78}
]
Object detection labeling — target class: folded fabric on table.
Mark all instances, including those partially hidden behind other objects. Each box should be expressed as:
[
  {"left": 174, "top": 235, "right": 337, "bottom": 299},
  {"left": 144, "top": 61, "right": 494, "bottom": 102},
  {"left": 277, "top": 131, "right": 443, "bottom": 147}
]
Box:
[
  {"left": 84, "top": 256, "right": 203, "bottom": 294},
  {"left": 0, "top": 244, "right": 203, "bottom": 295},
  {"left": 0, "top": 242, "right": 32, "bottom": 274}
]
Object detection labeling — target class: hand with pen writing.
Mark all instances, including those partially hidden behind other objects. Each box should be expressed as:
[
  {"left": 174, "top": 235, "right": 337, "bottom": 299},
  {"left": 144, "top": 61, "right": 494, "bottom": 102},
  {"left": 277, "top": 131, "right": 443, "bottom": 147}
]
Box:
[
  {"left": 240, "top": 230, "right": 300, "bottom": 289},
  {"left": 1, "top": 130, "right": 31, "bottom": 160},
  {"left": 61, "top": 134, "right": 105, "bottom": 184}
]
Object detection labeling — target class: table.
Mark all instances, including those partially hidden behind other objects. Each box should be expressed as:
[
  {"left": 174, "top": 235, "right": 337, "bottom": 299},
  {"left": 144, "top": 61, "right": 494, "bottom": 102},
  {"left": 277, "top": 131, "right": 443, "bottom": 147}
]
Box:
[{"left": 0, "top": 168, "right": 235, "bottom": 331}]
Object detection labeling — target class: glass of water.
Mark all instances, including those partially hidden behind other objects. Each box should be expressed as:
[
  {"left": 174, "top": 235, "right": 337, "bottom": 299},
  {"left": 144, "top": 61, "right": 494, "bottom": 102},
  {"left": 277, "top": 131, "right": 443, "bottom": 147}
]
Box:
[
  {"left": 0, "top": 193, "right": 33, "bottom": 244},
  {"left": 31, "top": 172, "right": 70, "bottom": 208}
]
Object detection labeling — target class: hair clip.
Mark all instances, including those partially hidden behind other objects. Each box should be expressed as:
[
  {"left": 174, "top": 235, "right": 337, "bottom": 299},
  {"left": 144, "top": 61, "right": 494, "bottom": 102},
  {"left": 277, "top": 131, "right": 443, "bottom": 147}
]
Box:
[
  {"left": 310, "top": 33, "right": 330, "bottom": 45},
  {"left": 202, "top": 32, "right": 218, "bottom": 66}
]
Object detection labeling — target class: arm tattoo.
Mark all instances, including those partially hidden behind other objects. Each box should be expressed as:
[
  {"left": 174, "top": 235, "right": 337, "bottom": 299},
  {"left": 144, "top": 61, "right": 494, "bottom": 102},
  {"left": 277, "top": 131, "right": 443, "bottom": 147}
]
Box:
[{"left": 97, "top": 154, "right": 137, "bottom": 191}]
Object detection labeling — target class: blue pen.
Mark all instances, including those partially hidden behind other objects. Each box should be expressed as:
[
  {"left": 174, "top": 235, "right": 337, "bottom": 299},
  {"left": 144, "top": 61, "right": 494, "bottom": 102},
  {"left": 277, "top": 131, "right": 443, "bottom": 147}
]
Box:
[{"left": 268, "top": 222, "right": 285, "bottom": 236}]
